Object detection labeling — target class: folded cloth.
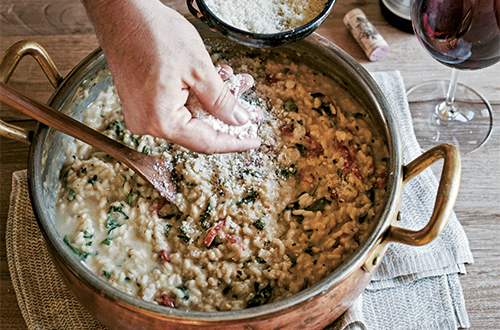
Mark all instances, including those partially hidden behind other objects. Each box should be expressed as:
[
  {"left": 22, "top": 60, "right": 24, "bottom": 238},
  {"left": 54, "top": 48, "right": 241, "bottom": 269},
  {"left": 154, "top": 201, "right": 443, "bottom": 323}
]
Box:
[
  {"left": 6, "top": 70, "right": 473, "bottom": 330},
  {"left": 326, "top": 71, "right": 474, "bottom": 330},
  {"left": 6, "top": 170, "right": 107, "bottom": 330}
]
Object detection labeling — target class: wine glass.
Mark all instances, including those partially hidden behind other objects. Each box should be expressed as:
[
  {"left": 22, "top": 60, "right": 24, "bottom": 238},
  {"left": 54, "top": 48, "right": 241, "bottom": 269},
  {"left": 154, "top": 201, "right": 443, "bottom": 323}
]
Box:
[{"left": 407, "top": 0, "right": 499, "bottom": 154}]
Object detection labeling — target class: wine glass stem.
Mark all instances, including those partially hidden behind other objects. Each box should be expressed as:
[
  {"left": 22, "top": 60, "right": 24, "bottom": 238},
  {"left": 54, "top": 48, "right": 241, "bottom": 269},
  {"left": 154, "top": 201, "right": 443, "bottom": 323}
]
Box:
[{"left": 435, "top": 69, "right": 460, "bottom": 120}]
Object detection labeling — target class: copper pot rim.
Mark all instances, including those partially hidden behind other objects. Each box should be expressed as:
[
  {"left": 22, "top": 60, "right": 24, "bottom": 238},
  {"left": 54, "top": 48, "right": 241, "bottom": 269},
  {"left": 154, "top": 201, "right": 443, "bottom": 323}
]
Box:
[{"left": 26, "top": 27, "right": 403, "bottom": 322}]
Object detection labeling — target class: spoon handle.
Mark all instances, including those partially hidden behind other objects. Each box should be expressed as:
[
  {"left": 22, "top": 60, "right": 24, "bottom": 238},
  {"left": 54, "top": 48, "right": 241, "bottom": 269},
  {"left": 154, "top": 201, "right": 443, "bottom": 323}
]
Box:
[
  {"left": 0, "top": 82, "right": 176, "bottom": 203},
  {"left": 1, "top": 82, "right": 141, "bottom": 162}
]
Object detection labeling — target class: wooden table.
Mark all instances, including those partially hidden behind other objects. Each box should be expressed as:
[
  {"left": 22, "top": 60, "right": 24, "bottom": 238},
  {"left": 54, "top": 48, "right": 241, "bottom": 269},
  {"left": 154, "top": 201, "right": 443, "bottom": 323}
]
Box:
[{"left": 1, "top": 0, "right": 499, "bottom": 329}]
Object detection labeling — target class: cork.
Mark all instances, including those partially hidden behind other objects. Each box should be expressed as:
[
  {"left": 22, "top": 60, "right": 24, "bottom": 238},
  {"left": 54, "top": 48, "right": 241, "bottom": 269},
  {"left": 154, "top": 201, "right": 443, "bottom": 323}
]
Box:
[{"left": 343, "top": 8, "right": 390, "bottom": 61}]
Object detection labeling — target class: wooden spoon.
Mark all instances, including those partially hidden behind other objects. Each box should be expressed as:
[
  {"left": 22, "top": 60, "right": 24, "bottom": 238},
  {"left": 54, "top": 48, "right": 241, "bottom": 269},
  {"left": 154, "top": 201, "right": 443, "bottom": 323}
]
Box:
[{"left": 0, "top": 82, "right": 177, "bottom": 204}]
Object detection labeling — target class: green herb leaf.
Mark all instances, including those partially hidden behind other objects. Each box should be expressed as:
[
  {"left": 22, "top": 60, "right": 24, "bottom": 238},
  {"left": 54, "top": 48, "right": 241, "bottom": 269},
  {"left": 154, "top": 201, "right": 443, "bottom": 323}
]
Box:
[
  {"left": 311, "top": 92, "right": 324, "bottom": 98},
  {"left": 318, "top": 101, "right": 333, "bottom": 117},
  {"left": 67, "top": 189, "right": 76, "bottom": 202},
  {"left": 252, "top": 219, "right": 266, "bottom": 230},
  {"left": 106, "top": 216, "right": 122, "bottom": 234},
  {"left": 285, "top": 201, "right": 300, "bottom": 211},
  {"left": 107, "top": 121, "right": 123, "bottom": 134},
  {"left": 88, "top": 174, "right": 98, "bottom": 185},
  {"left": 236, "top": 190, "right": 258, "bottom": 205},
  {"left": 295, "top": 215, "right": 305, "bottom": 225},
  {"left": 108, "top": 205, "right": 129, "bottom": 219},
  {"left": 101, "top": 237, "right": 113, "bottom": 246},
  {"left": 63, "top": 235, "right": 81, "bottom": 258},
  {"left": 103, "top": 270, "right": 111, "bottom": 278},
  {"left": 199, "top": 202, "right": 212, "bottom": 230},
  {"left": 255, "top": 257, "right": 266, "bottom": 264},
  {"left": 295, "top": 144, "right": 307, "bottom": 157},
  {"left": 311, "top": 180, "right": 321, "bottom": 196},
  {"left": 176, "top": 285, "right": 190, "bottom": 300},
  {"left": 279, "top": 164, "right": 297, "bottom": 179},
  {"left": 126, "top": 190, "right": 134, "bottom": 206},
  {"left": 165, "top": 224, "right": 172, "bottom": 238},
  {"left": 83, "top": 231, "right": 93, "bottom": 239},
  {"left": 177, "top": 235, "right": 190, "bottom": 243},
  {"left": 246, "top": 284, "right": 273, "bottom": 308},
  {"left": 283, "top": 98, "right": 298, "bottom": 112},
  {"left": 142, "top": 146, "right": 150, "bottom": 155},
  {"left": 304, "top": 243, "right": 314, "bottom": 256},
  {"left": 63, "top": 235, "right": 89, "bottom": 261},
  {"left": 302, "top": 277, "right": 309, "bottom": 290},
  {"left": 241, "top": 169, "right": 264, "bottom": 178},
  {"left": 305, "top": 197, "right": 331, "bottom": 212}
]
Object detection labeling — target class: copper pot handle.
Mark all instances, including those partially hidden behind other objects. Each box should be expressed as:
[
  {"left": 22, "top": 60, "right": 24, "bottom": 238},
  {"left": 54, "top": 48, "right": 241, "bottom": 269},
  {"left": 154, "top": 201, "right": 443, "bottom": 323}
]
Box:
[
  {"left": 364, "top": 143, "right": 461, "bottom": 272},
  {"left": 389, "top": 143, "right": 461, "bottom": 245},
  {"left": 0, "top": 40, "right": 63, "bottom": 144}
]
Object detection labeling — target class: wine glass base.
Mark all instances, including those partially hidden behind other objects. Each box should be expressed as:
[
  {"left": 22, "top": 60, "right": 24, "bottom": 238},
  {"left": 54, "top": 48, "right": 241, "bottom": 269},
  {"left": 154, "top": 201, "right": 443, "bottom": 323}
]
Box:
[{"left": 407, "top": 80, "right": 493, "bottom": 155}]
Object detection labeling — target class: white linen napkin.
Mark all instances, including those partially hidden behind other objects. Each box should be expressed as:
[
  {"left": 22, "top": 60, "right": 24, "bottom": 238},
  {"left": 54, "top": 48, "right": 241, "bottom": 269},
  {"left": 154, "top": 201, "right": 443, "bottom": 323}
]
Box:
[
  {"left": 326, "top": 71, "right": 474, "bottom": 330},
  {"left": 6, "top": 70, "right": 473, "bottom": 330}
]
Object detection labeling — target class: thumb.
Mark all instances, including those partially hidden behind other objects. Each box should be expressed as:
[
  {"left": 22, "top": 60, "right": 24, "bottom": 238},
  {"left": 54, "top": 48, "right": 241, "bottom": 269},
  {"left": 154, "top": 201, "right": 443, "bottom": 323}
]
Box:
[{"left": 190, "top": 69, "right": 250, "bottom": 126}]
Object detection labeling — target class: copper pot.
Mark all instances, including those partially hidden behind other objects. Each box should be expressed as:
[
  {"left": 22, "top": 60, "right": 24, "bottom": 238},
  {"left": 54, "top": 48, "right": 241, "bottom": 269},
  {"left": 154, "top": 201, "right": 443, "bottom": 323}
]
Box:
[{"left": 0, "top": 19, "right": 461, "bottom": 330}]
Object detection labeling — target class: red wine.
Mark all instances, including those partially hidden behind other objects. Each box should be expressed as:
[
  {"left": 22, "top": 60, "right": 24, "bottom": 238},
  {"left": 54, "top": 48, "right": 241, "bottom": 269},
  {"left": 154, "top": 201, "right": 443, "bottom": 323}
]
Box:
[{"left": 412, "top": 0, "right": 500, "bottom": 70}]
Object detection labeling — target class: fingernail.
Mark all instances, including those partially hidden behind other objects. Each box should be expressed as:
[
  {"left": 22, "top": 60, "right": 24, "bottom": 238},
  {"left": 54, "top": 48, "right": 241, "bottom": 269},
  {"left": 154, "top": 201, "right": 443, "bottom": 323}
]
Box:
[{"left": 233, "top": 104, "right": 249, "bottom": 125}]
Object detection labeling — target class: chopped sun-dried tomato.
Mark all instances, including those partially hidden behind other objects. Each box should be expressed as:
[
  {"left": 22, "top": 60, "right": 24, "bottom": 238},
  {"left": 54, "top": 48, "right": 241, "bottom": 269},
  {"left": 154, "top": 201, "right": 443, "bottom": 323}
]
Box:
[
  {"left": 335, "top": 140, "right": 349, "bottom": 158},
  {"left": 159, "top": 250, "right": 171, "bottom": 262},
  {"left": 375, "top": 172, "right": 388, "bottom": 188},
  {"left": 330, "top": 188, "right": 340, "bottom": 203},
  {"left": 204, "top": 219, "right": 226, "bottom": 247},
  {"left": 352, "top": 167, "right": 364, "bottom": 181},
  {"left": 266, "top": 74, "right": 280, "bottom": 84},
  {"left": 227, "top": 235, "right": 246, "bottom": 251},
  {"left": 335, "top": 140, "right": 364, "bottom": 180},
  {"left": 297, "top": 171, "right": 315, "bottom": 184},
  {"left": 303, "top": 136, "right": 323, "bottom": 156},
  {"left": 150, "top": 197, "right": 167, "bottom": 217},
  {"left": 348, "top": 146, "right": 357, "bottom": 160},
  {"left": 279, "top": 125, "right": 294, "bottom": 136},
  {"left": 158, "top": 293, "right": 176, "bottom": 308}
]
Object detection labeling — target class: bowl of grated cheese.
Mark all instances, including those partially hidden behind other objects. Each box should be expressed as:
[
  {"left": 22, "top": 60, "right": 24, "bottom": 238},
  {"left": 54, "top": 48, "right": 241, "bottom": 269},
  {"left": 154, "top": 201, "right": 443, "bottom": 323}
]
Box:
[{"left": 187, "top": 0, "right": 336, "bottom": 48}]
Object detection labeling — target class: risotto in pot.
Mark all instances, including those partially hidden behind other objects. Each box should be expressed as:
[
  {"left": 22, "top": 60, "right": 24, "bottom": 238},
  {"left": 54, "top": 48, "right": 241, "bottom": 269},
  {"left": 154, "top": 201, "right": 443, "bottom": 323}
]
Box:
[{"left": 56, "top": 45, "right": 389, "bottom": 312}]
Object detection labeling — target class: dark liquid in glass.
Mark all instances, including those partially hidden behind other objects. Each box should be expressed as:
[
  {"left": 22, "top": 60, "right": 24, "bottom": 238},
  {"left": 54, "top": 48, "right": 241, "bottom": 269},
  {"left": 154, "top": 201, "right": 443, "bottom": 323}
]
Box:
[{"left": 412, "top": 0, "right": 500, "bottom": 70}]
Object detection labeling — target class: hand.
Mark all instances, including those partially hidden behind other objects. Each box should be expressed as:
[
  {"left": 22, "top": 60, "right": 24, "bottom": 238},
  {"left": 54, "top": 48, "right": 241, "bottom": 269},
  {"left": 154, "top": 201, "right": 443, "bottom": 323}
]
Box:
[{"left": 82, "top": 0, "right": 261, "bottom": 154}]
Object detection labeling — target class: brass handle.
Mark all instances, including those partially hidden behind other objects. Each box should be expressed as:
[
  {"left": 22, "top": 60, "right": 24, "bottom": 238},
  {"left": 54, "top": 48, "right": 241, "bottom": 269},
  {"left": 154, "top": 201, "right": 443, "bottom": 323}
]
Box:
[
  {"left": 388, "top": 143, "right": 461, "bottom": 245},
  {"left": 0, "top": 40, "right": 63, "bottom": 144},
  {"left": 363, "top": 144, "right": 461, "bottom": 272}
]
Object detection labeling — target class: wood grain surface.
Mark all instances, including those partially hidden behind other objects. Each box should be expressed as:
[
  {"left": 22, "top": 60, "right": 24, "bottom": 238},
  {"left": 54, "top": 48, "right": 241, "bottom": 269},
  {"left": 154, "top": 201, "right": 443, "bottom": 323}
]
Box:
[{"left": 1, "top": 0, "right": 499, "bottom": 329}]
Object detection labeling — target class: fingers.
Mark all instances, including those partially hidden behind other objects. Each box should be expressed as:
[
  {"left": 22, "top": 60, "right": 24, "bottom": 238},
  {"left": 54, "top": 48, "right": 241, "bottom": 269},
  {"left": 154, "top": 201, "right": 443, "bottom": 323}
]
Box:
[
  {"left": 227, "top": 73, "right": 255, "bottom": 98},
  {"left": 190, "top": 64, "right": 253, "bottom": 127},
  {"left": 212, "top": 67, "right": 263, "bottom": 123},
  {"left": 216, "top": 65, "right": 233, "bottom": 80},
  {"left": 168, "top": 113, "right": 261, "bottom": 154},
  {"left": 217, "top": 67, "right": 254, "bottom": 97}
]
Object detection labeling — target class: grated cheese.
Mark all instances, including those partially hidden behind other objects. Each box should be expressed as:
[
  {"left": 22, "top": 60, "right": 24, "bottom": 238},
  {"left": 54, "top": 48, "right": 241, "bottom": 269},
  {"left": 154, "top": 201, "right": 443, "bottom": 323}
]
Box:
[{"left": 204, "top": 0, "right": 328, "bottom": 34}]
